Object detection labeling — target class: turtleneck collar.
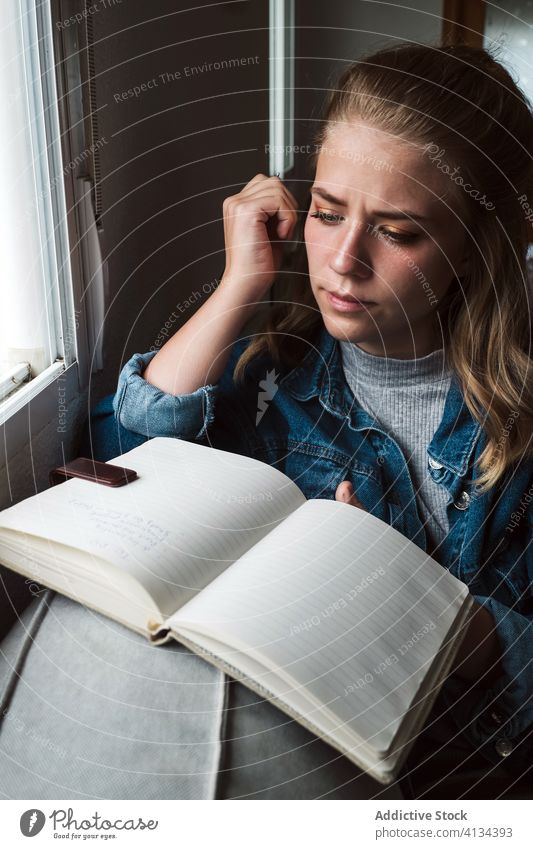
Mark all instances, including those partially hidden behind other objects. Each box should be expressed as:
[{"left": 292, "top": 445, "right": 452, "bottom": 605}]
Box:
[{"left": 339, "top": 339, "right": 453, "bottom": 387}]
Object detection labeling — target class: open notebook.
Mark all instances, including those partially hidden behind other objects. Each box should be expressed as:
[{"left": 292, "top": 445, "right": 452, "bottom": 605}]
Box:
[{"left": 0, "top": 437, "right": 473, "bottom": 784}]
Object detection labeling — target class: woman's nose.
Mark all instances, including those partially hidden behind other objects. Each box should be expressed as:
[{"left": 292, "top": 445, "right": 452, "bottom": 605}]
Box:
[{"left": 329, "top": 219, "right": 371, "bottom": 277}]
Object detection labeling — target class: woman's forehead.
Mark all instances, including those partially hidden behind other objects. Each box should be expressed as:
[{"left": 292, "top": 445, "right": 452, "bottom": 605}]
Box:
[
  {"left": 314, "top": 124, "right": 457, "bottom": 214},
  {"left": 318, "top": 124, "right": 438, "bottom": 176}
]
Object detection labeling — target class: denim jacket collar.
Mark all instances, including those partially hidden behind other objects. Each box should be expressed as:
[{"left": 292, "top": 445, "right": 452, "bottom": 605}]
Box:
[{"left": 279, "top": 327, "right": 483, "bottom": 479}]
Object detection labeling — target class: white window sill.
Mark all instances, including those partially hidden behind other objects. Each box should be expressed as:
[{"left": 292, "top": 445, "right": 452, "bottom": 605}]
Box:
[
  {"left": 0, "top": 360, "right": 66, "bottom": 427},
  {"left": 0, "top": 362, "right": 31, "bottom": 403}
]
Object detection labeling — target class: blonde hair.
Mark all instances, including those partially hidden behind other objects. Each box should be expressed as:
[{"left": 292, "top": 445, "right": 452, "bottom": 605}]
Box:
[{"left": 234, "top": 40, "right": 533, "bottom": 494}]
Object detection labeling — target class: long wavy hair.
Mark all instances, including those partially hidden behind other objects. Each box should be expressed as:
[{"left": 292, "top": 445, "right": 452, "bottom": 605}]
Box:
[{"left": 234, "top": 40, "right": 533, "bottom": 494}]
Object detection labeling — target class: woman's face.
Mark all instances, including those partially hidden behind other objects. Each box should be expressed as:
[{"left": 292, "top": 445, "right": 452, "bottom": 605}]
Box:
[{"left": 304, "top": 123, "right": 470, "bottom": 358}]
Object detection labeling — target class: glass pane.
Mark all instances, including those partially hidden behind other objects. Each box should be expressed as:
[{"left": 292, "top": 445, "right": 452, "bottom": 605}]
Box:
[
  {"left": 484, "top": 1, "right": 533, "bottom": 106},
  {"left": 0, "top": 1, "right": 57, "bottom": 377}
]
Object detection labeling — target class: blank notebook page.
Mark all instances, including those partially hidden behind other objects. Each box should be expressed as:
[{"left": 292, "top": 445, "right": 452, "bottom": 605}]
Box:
[{"left": 172, "top": 498, "right": 468, "bottom": 753}]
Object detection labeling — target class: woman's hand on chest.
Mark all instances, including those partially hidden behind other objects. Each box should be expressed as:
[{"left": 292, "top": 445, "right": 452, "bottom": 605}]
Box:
[{"left": 336, "top": 480, "right": 368, "bottom": 511}]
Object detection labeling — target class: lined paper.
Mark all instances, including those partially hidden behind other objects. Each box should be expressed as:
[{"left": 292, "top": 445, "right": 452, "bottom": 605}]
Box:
[
  {"left": 0, "top": 438, "right": 306, "bottom": 616},
  {"left": 171, "top": 499, "right": 469, "bottom": 752}
]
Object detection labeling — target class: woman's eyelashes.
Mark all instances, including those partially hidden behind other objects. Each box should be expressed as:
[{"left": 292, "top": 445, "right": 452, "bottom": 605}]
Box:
[
  {"left": 309, "top": 209, "right": 344, "bottom": 225},
  {"left": 309, "top": 209, "right": 418, "bottom": 244}
]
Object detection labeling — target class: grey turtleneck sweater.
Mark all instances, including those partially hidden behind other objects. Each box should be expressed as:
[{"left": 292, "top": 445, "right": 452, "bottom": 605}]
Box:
[{"left": 340, "top": 340, "right": 454, "bottom": 553}]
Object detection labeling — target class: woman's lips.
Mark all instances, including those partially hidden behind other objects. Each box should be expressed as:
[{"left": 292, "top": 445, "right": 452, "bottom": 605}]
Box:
[{"left": 326, "top": 290, "right": 375, "bottom": 313}]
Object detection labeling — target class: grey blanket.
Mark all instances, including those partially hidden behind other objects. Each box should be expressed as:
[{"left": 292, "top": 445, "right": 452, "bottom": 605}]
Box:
[
  {"left": 0, "top": 592, "right": 225, "bottom": 799},
  {"left": 0, "top": 592, "right": 402, "bottom": 799}
]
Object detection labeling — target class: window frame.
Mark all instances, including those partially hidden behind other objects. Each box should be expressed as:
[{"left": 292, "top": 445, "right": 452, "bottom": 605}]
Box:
[{"left": 0, "top": 0, "right": 81, "bottom": 426}]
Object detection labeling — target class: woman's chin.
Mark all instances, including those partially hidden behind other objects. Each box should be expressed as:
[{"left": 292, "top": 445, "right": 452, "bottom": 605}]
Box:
[{"left": 319, "top": 311, "right": 376, "bottom": 344}]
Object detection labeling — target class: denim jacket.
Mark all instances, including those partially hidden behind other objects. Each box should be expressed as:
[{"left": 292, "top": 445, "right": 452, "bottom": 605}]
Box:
[{"left": 112, "top": 326, "right": 533, "bottom": 774}]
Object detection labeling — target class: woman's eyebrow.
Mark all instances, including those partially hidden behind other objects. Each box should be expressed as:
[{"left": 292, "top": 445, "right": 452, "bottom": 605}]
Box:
[{"left": 310, "top": 186, "right": 430, "bottom": 221}]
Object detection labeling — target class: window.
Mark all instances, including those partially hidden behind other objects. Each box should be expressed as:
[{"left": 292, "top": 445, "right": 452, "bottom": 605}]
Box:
[
  {"left": 484, "top": 2, "right": 533, "bottom": 107},
  {"left": 0, "top": 0, "right": 76, "bottom": 423}
]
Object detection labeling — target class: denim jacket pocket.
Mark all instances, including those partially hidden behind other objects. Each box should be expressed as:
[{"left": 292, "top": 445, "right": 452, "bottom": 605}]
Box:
[{"left": 253, "top": 439, "right": 376, "bottom": 501}]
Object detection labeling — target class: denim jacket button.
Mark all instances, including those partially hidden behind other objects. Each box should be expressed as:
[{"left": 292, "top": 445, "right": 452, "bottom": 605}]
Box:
[
  {"left": 454, "top": 490, "right": 471, "bottom": 510},
  {"left": 428, "top": 456, "right": 444, "bottom": 470},
  {"left": 495, "top": 738, "right": 513, "bottom": 757}
]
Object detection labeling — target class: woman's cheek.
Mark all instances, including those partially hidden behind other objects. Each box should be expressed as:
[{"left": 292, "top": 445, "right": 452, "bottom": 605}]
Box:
[
  {"left": 304, "top": 225, "right": 318, "bottom": 271},
  {"left": 303, "top": 217, "right": 319, "bottom": 252},
  {"left": 305, "top": 229, "right": 330, "bottom": 276},
  {"left": 378, "top": 255, "right": 413, "bottom": 300},
  {"left": 388, "top": 249, "right": 433, "bottom": 300}
]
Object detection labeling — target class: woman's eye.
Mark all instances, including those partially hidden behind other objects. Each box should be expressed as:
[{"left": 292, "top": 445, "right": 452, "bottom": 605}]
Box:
[
  {"left": 378, "top": 228, "right": 418, "bottom": 245},
  {"left": 309, "top": 209, "right": 344, "bottom": 225},
  {"left": 309, "top": 213, "right": 418, "bottom": 243}
]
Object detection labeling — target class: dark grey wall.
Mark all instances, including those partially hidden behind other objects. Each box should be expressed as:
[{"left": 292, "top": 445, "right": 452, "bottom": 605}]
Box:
[{"left": 90, "top": 0, "right": 269, "bottom": 398}]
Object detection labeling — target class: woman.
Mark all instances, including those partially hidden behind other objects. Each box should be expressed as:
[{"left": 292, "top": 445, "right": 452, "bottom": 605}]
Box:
[
  {"left": 111, "top": 40, "right": 533, "bottom": 797},
  {"left": 2, "top": 40, "right": 532, "bottom": 799}
]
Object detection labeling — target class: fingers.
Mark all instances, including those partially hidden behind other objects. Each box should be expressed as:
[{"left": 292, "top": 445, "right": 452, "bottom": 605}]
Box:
[
  {"left": 230, "top": 174, "right": 299, "bottom": 240},
  {"left": 335, "top": 480, "right": 368, "bottom": 511},
  {"left": 220, "top": 173, "right": 299, "bottom": 292},
  {"left": 243, "top": 172, "right": 271, "bottom": 188},
  {"left": 224, "top": 195, "right": 297, "bottom": 244}
]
